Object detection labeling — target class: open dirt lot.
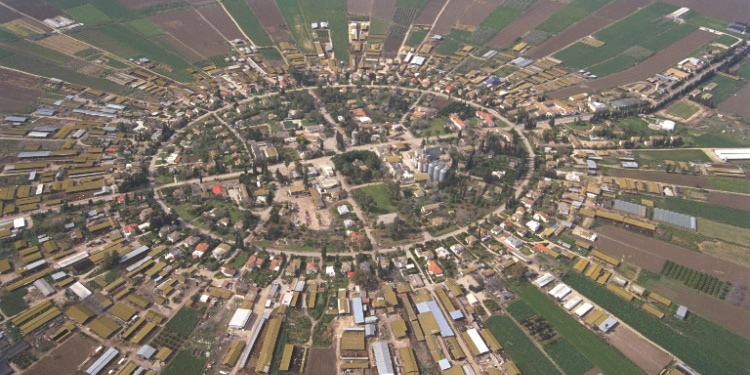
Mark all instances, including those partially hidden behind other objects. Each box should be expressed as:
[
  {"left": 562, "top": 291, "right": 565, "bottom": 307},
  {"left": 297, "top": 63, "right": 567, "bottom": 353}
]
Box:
[
  {"left": 149, "top": 9, "right": 231, "bottom": 58},
  {"left": 248, "top": 0, "right": 291, "bottom": 42},
  {"left": 458, "top": 0, "right": 504, "bottom": 29},
  {"left": 664, "top": 0, "right": 750, "bottom": 24},
  {"left": 707, "top": 191, "right": 750, "bottom": 210},
  {"left": 37, "top": 34, "right": 91, "bottom": 55},
  {"left": 607, "top": 168, "right": 709, "bottom": 187},
  {"left": 718, "top": 82, "right": 750, "bottom": 118},
  {"left": 305, "top": 345, "right": 336, "bottom": 375},
  {"left": 432, "top": 0, "right": 467, "bottom": 34},
  {"left": 551, "top": 29, "right": 715, "bottom": 98},
  {"left": 371, "top": 0, "right": 397, "bottom": 22},
  {"left": 414, "top": 0, "right": 448, "bottom": 25},
  {"left": 23, "top": 335, "right": 96, "bottom": 375},
  {"left": 2, "top": 0, "right": 61, "bottom": 20},
  {"left": 529, "top": 0, "right": 651, "bottom": 59},
  {"left": 197, "top": 5, "right": 246, "bottom": 41},
  {"left": 0, "top": 68, "right": 42, "bottom": 112},
  {"left": 347, "top": 0, "right": 373, "bottom": 16},
  {"left": 0, "top": 4, "right": 22, "bottom": 23},
  {"left": 487, "top": 0, "right": 565, "bottom": 49},
  {"left": 594, "top": 225, "right": 750, "bottom": 286},
  {"left": 608, "top": 326, "right": 673, "bottom": 374}
]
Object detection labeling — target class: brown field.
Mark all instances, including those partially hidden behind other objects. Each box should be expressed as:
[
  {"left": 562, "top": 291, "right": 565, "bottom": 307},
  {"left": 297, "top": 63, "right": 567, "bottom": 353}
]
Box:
[
  {"left": 550, "top": 29, "right": 716, "bottom": 99},
  {"left": 197, "top": 5, "right": 245, "bottom": 41},
  {"left": 2, "top": 0, "right": 61, "bottom": 20},
  {"left": 663, "top": 0, "right": 750, "bottom": 24},
  {"left": 608, "top": 326, "right": 673, "bottom": 374},
  {"left": 37, "top": 35, "right": 90, "bottom": 55},
  {"left": 304, "top": 346, "right": 336, "bottom": 374},
  {"left": 384, "top": 36, "right": 403, "bottom": 58},
  {"left": 718, "top": 82, "right": 750, "bottom": 117},
  {"left": 528, "top": 0, "right": 652, "bottom": 59},
  {"left": 457, "top": 0, "right": 504, "bottom": 29},
  {"left": 0, "top": 4, "right": 22, "bottom": 23},
  {"left": 120, "top": 0, "right": 183, "bottom": 9},
  {"left": 371, "top": 0, "right": 397, "bottom": 21},
  {"left": 155, "top": 33, "right": 204, "bottom": 62},
  {"left": 247, "top": 0, "right": 290, "bottom": 42},
  {"left": 487, "top": 0, "right": 565, "bottom": 49},
  {"left": 414, "top": 0, "right": 448, "bottom": 25},
  {"left": 606, "top": 166, "right": 709, "bottom": 187},
  {"left": 432, "top": 0, "right": 466, "bottom": 34},
  {"left": 347, "top": 0, "right": 373, "bottom": 16},
  {"left": 707, "top": 191, "right": 750, "bottom": 210},
  {"left": 0, "top": 68, "right": 42, "bottom": 112},
  {"left": 23, "top": 336, "right": 96, "bottom": 375},
  {"left": 149, "top": 9, "right": 231, "bottom": 58}
]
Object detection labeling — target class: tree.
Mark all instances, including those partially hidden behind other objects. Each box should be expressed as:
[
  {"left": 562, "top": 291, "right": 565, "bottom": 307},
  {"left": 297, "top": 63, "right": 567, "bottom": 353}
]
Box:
[
  {"left": 102, "top": 251, "right": 119, "bottom": 271},
  {"left": 351, "top": 269, "right": 368, "bottom": 286}
]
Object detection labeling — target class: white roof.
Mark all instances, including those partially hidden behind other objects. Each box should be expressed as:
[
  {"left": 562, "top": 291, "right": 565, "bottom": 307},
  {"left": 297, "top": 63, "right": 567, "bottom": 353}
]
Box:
[
  {"left": 575, "top": 302, "right": 593, "bottom": 317},
  {"left": 57, "top": 252, "right": 89, "bottom": 268},
  {"left": 563, "top": 296, "right": 582, "bottom": 311},
  {"left": 372, "top": 342, "right": 394, "bottom": 375},
  {"left": 229, "top": 308, "right": 253, "bottom": 329},
  {"left": 714, "top": 148, "right": 750, "bottom": 161},
  {"left": 13, "top": 218, "right": 25, "bottom": 229},
  {"left": 533, "top": 273, "right": 555, "bottom": 288},
  {"left": 466, "top": 329, "right": 489, "bottom": 355},
  {"left": 548, "top": 283, "right": 572, "bottom": 300},
  {"left": 69, "top": 281, "right": 92, "bottom": 300}
]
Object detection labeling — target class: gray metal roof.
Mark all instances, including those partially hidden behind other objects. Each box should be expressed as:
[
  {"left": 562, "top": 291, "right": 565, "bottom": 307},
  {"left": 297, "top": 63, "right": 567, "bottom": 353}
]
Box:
[
  {"left": 449, "top": 310, "right": 464, "bottom": 321},
  {"left": 675, "top": 305, "right": 688, "bottom": 319},
  {"left": 17, "top": 151, "right": 51, "bottom": 158},
  {"left": 598, "top": 316, "right": 618, "bottom": 332},
  {"left": 119, "top": 245, "right": 150, "bottom": 263},
  {"left": 33, "top": 279, "right": 55, "bottom": 296},
  {"left": 365, "top": 324, "right": 376, "bottom": 336},
  {"left": 372, "top": 342, "right": 394, "bottom": 375},
  {"left": 137, "top": 345, "right": 156, "bottom": 359},
  {"left": 614, "top": 200, "right": 647, "bottom": 217},
  {"left": 352, "top": 297, "right": 364, "bottom": 324},
  {"left": 32, "top": 126, "right": 58, "bottom": 133},
  {"left": 653, "top": 208, "right": 696, "bottom": 230},
  {"left": 586, "top": 160, "right": 598, "bottom": 169},
  {"left": 34, "top": 108, "right": 56, "bottom": 116},
  {"left": 86, "top": 348, "right": 119, "bottom": 375},
  {"left": 415, "top": 300, "right": 454, "bottom": 337},
  {"left": 4, "top": 116, "right": 27, "bottom": 122}
]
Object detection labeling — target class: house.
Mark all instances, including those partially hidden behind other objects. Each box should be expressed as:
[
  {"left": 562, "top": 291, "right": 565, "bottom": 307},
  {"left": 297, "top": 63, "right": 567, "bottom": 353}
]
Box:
[
  {"left": 139, "top": 208, "right": 153, "bottom": 221},
  {"left": 185, "top": 236, "right": 200, "bottom": 247},
  {"left": 306, "top": 263, "right": 319, "bottom": 274},
  {"left": 504, "top": 236, "right": 523, "bottom": 250},
  {"left": 193, "top": 243, "right": 209, "bottom": 259},
  {"left": 465, "top": 235, "right": 478, "bottom": 246},
  {"left": 421, "top": 203, "right": 441, "bottom": 215},
  {"left": 393, "top": 256, "right": 409, "bottom": 269},
  {"left": 167, "top": 231, "right": 182, "bottom": 243},
  {"left": 475, "top": 111, "right": 495, "bottom": 127},
  {"left": 221, "top": 265, "right": 236, "bottom": 278},
  {"left": 490, "top": 226, "right": 503, "bottom": 236},
  {"left": 533, "top": 212, "right": 549, "bottom": 223},
  {"left": 526, "top": 220, "right": 541, "bottom": 233},
  {"left": 427, "top": 260, "right": 443, "bottom": 277},
  {"left": 415, "top": 248, "right": 434, "bottom": 260},
  {"left": 212, "top": 243, "right": 231, "bottom": 259},
  {"left": 325, "top": 265, "right": 336, "bottom": 277},
  {"left": 449, "top": 244, "right": 465, "bottom": 255},
  {"left": 521, "top": 197, "right": 534, "bottom": 209},
  {"left": 449, "top": 113, "right": 465, "bottom": 130},
  {"left": 435, "top": 247, "right": 451, "bottom": 259},
  {"left": 268, "top": 257, "right": 282, "bottom": 271},
  {"left": 122, "top": 224, "right": 137, "bottom": 238},
  {"left": 218, "top": 217, "right": 230, "bottom": 227}
]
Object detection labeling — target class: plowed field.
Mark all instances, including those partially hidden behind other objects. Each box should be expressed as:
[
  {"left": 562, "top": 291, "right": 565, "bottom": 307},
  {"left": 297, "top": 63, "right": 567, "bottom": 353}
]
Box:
[
  {"left": 487, "top": 0, "right": 565, "bottom": 49},
  {"left": 150, "top": 9, "right": 231, "bottom": 58},
  {"left": 248, "top": 0, "right": 290, "bottom": 42},
  {"left": 372, "top": 0, "right": 397, "bottom": 21},
  {"left": 707, "top": 191, "right": 750, "bottom": 210},
  {"left": 347, "top": 0, "right": 373, "bottom": 15},
  {"left": 0, "top": 4, "right": 22, "bottom": 23},
  {"left": 432, "top": 0, "right": 466, "bottom": 34},
  {"left": 458, "top": 0, "right": 504, "bottom": 29},
  {"left": 718, "top": 82, "right": 750, "bottom": 117},
  {"left": 197, "top": 5, "right": 245, "bottom": 41},
  {"left": 2, "top": 0, "right": 61, "bottom": 20},
  {"left": 663, "top": 0, "right": 750, "bottom": 24},
  {"left": 0, "top": 67, "right": 42, "bottom": 112},
  {"left": 23, "top": 336, "right": 96, "bottom": 375},
  {"left": 414, "top": 0, "right": 447, "bottom": 25},
  {"left": 608, "top": 327, "right": 673, "bottom": 375}
]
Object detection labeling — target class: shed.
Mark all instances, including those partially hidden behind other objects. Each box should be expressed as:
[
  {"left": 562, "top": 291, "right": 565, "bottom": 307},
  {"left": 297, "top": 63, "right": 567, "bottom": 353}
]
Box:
[
  {"left": 372, "top": 342, "right": 394, "bottom": 375},
  {"left": 228, "top": 308, "right": 253, "bottom": 329},
  {"left": 33, "top": 279, "right": 55, "bottom": 296},
  {"left": 85, "top": 348, "right": 119, "bottom": 375},
  {"left": 137, "top": 345, "right": 156, "bottom": 359},
  {"left": 675, "top": 305, "right": 688, "bottom": 320}
]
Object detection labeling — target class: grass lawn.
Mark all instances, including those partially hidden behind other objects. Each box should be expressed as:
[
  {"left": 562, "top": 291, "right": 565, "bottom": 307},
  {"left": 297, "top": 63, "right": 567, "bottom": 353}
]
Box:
[
  {"left": 545, "top": 339, "right": 595, "bottom": 375},
  {"left": 0, "top": 289, "right": 28, "bottom": 317},
  {"left": 666, "top": 102, "right": 700, "bottom": 119},
  {"left": 404, "top": 28, "right": 427, "bottom": 47},
  {"left": 707, "top": 176, "right": 750, "bottom": 194},
  {"left": 164, "top": 306, "right": 205, "bottom": 337},
  {"left": 535, "top": 0, "right": 613, "bottom": 34},
  {"left": 128, "top": 18, "right": 163, "bottom": 37},
  {"left": 733, "top": 60, "right": 750, "bottom": 80},
  {"left": 486, "top": 315, "right": 562, "bottom": 375},
  {"left": 565, "top": 272, "right": 750, "bottom": 375},
  {"left": 312, "top": 314, "right": 334, "bottom": 347},
  {"left": 161, "top": 350, "right": 207, "bottom": 375},
  {"left": 660, "top": 198, "right": 750, "bottom": 229},
  {"left": 690, "top": 132, "right": 748, "bottom": 148},
  {"left": 715, "top": 34, "right": 740, "bottom": 47},
  {"left": 258, "top": 47, "right": 283, "bottom": 61},
  {"left": 228, "top": 254, "right": 249, "bottom": 269},
  {"left": 511, "top": 283, "right": 644, "bottom": 375},
  {"left": 435, "top": 30, "right": 470, "bottom": 55},
  {"left": 396, "top": 0, "right": 429, "bottom": 8},
  {"left": 353, "top": 184, "right": 398, "bottom": 215},
  {"left": 223, "top": 0, "right": 273, "bottom": 46},
  {"left": 65, "top": 4, "right": 111, "bottom": 24},
  {"left": 634, "top": 149, "right": 710, "bottom": 162},
  {"left": 702, "top": 74, "right": 745, "bottom": 104},
  {"left": 422, "top": 117, "right": 448, "bottom": 136}
]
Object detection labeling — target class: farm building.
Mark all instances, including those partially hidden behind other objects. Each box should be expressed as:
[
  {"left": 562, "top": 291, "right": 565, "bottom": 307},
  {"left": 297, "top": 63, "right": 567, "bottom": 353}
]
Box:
[
  {"left": 85, "top": 348, "right": 119, "bottom": 375},
  {"left": 372, "top": 342, "right": 395, "bottom": 375},
  {"left": 229, "top": 308, "right": 253, "bottom": 329},
  {"left": 675, "top": 305, "right": 689, "bottom": 320}
]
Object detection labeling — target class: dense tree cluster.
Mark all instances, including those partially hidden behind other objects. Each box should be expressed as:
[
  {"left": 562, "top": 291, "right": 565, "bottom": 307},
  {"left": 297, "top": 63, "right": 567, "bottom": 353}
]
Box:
[{"left": 331, "top": 150, "right": 383, "bottom": 185}]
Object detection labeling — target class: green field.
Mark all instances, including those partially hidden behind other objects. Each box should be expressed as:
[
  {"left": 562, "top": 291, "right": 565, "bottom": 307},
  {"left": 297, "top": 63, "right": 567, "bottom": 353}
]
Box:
[
  {"left": 545, "top": 339, "right": 595, "bottom": 375},
  {"left": 10, "top": 40, "right": 71, "bottom": 63},
  {"left": 707, "top": 176, "right": 750, "bottom": 194},
  {"left": 466, "top": 6, "right": 524, "bottom": 45},
  {"left": 45, "top": 0, "right": 86, "bottom": 8},
  {"left": 435, "top": 30, "right": 471, "bottom": 55},
  {"left": 535, "top": 0, "right": 613, "bottom": 34},
  {"left": 161, "top": 350, "right": 207, "bottom": 375},
  {"left": 660, "top": 198, "right": 750, "bottom": 229},
  {"left": 697, "top": 218, "right": 750, "bottom": 246},
  {"left": 702, "top": 74, "right": 745, "bottom": 104},
  {"left": 667, "top": 102, "right": 700, "bottom": 119},
  {"left": 715, "top": 34, "right": 740, "bottom": 47},
  {"left": 223, "top": 0, "right": 273, "bottom": 46},
  {"left": 565, "top": 272, "right": 750, "bottom": 375},
  {"left": 370, "top": 18, "right": 390, "bottom": 35},
  {"left": 297, "top": 0, "right": 349, "bottom": 62},
  {"left": 0, "top": 52, "right": 124, "bottom": 93},
  {"left": 164, "top": 306, "right": 204, "bottom": 337},
  {"left": 352, "top": 184, "right": 398, "bottom": 215},
  {"left": 733, "top": 60, "right": 750, "bottom": 80},
  {"left": 554, "top": 3, "right": 697, "bottom": 72},
  {"left": 0, "top": 28, "right": 16, "bottom": 41},
  {"left": 511, "top": 283, "right": 644, "bottom": 375},
  {"left": 258, "top": 47, "right": 283, "bottom": 61},
  {"left": 128, "top": 19, "right": 163, "bottom": 37},
  {"left": 404, "top": 29, "right": 427, "bottom": 47},
  {"left": 588, "top": 54, "right": 638, "bottom": 76},
  {"left": 396, "top": 0, "right": 429, "bottom": 9},
  {"left": 634, "top": 149, "right": 710, "bottom": 162},
  {"left": 690, "top": 132, "right": 748, "bottom": 148},
  {"left": 228, "top": 254, "right": 249, "bottom": 269},
  {"left": 0, "top": 289, "right": 28, "bottom": 317},
  {"left": 0, "top": 47, "right": 13, "bottom": 60},
  {"left": 65, "top": 4, "right": 111, "bottom": 24},
  {"left": 276, "top": 0, "right": 316, "bottom": 53},
  {"left": 486, "top": 316, "right": 562, "bottom": 375}
]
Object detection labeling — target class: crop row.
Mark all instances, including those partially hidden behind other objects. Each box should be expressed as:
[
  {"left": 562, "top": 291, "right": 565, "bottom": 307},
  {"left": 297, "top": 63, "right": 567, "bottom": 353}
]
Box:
[{"left": 660, "top": 260, "right": 724, "bottom": 296}]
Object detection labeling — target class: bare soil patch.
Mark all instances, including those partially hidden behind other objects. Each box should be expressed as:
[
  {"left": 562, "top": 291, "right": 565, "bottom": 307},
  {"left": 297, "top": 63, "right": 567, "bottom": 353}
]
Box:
[
  {"left": 606, "top": 167, "right": 709, "bottom": 187},
  {"left": 528, "top": 0, "right": 651, "bottom": 59},
  {"left": 23, "top": 335, "right": 96, "bottom": 375},
  {"left": 608, "top": 326, "right": 673, "bottom": 375},
  {"left": 2, "top": 0, "right": 61, "bottom": 20},
  {"left": 487, "top": 0, "right": 565, "bottom": 49},
  {"left": 384, "top": 35, "right": 403, "bottom": 58},
  {"left": 149, "top": 8, "right": 231, "bottom": 58},
  {"left": 304, "top": 346, "right": 336, "bottom": 374},
  {"left": 550, "top": 30, "right": 716, "bottom": 99},
  {"left": 707, "top": 191, "right": 750, "bottom": 210},
  {"left": 718, "top": 82, "right": 750, "bottom": 118},
  {"left": 432, "top": 0, "right": 466, "bottom": 34},
  {"left": 371, "top": 0, "right": 397, "bottom": 22},
  {"left": 37, "top": 35, "right": 90, "bottom": 55},
  {"left": 414, "top": 0, "right": 448, "bottom": 25},
  {"left": 0, "top": 4, "right": 22, "bottom": 23},
  {"left": 0, "top": 68, "right": 42, "bottom": 112},
  {"left": 248, "top": 0, "right": 291, "bottom": 42},
  {"left": 458, "top": 0, "right": 504, "bottom": 29},
  {"left": 347, "top": 0, "right": 373, "bottom": 16},
  {"left": 663, "top": 0, "right": 750, "bottom": 24},
  {"left": 197, "top": 5, "right": 246, "bottom": 41}
]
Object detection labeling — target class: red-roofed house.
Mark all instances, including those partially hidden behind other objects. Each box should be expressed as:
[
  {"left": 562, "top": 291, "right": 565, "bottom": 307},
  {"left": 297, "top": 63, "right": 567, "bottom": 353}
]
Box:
[
  {"left": 449, "top": 113, "right": 465, "bottom": 130},
  {"left": 245, "top": 254, "right": 264, "bottom": 269},
  {"left": 427, "top": 260, "right": 443, "bottom": 277},
  {"left": 122, "top": 224, "right": 137, "bottom": 238},
  {"left": 306, "top": 263, "right": 319, "bottom": 274},
  {"left": 534, "top": 243, "right": 548, "bottom": 253},
  {"left": 475, "top": 111, "right": 495, "bottom": 127},
  {"left": 212, "top": 185, "right": 224, "bottom": 195},
  {"left": 350, "top": 232, "right": 366, "bottom": 243},
  {"left": 269, "top": 257, "right": 282, "bottom": 271},
  {"left": 193, "top": 242, "right": 209, "bottom": 259}
]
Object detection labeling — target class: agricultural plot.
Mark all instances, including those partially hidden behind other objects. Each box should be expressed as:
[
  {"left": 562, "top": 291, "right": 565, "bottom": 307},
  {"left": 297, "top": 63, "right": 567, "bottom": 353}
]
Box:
[
  {"left": 457, "top": 0, "right": 507, "bottom": 29},
  {"left": 0, "top": 67, "right": 43, "bottom": 112},
  {"left": 666, "top": 101, "right": 700, "bottom": 119},
  {"left": 346, "top": 0, "right": 373, "bottom": 16},
  {"left": 128, "top": 18, "right": 163, "bottom": 36},
  {"left": 660, "top": 198, "right": 750, "bottom": 229},
  {"left": 164, "top": 306, "right": 204, "bottom": 337},
  {"left": 701, "top": 74, "right": 746, "bottom": 103},
  {"left": 224, "top": 0, "right": 273, "bottom": 46},
  {"left": 633, "top": 149, "right": 710, "bottom": 162},
  {"left": 2, "top": 0, "right": 62, "bottom": 20},
  {"left": 565, "top": 272, "right": 750, "bottom": 375},
  {"left": 297, "top": 0, "right": 350, "bottom": 62},
  {"left": 486, "top": 0, "right": 565, "bottom": 49},
  {"left": 197, "top": 5, "right": 245, "bottom": 41},
  {"left": 545, "top": 340, "right": 595, "bottom": 375},
  {"left": 65, "top": 4, "right": 111, "bottom": 24},
  {"left": 434, "top": 29, "right": 470, "bottom": 55},
  {"left": 717, "top": 82, "right": 750, "bottom": 117},
  {"left": 37, "top": 34, "right": 91, "bottom": 55},
  {"left": 246, "top": 0, "right": 290, "bottom": 43},
  {"left": 535, "top": 0, "right": 613, "bottom": 34},
  {"left": 707, "top": 177, "right": 750, "bottom": 195},
  {"left": 413, "top": 0, "right": 447, "bottom": 25},
  {"left": 431, "top": 0, "right": 465, "bottom": 35},
  {"left": 388, "top": 7, "right": 418, "bottom": 38},
  {"left": 161, "top": 350, "right": 207, "bottom": 375},
  {"left": 276, "top": 0, "right": 316, "bottom": 52},
  {"left": 404, "top": 28, "right": 427, "bottom": 47},
  {"left": 554, "top": 3, "right": 697, "bottom": 72},
  {"left": 396, "top": 0, "right": 430, "bottom": 8},
  {"left": 486, "top": 316, "right": 562, "bottom": 375},
  {"left": 149, "top": 9, "right": 231, "bottom": 58},
  {"left": 0, "top": 4, "right": 22, "bottom": 23},
  {"left": 464, "top": 6, "right": 523, "bottom": 46},
  {"left": 0, "top": 288, "right": 28, "bottom": 316}
]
